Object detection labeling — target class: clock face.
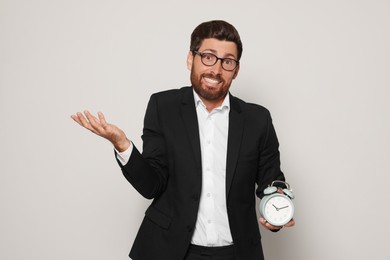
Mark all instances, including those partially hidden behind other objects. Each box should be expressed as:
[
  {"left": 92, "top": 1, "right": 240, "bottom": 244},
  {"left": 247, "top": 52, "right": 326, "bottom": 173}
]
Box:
[{"left": 262, "top": 194, "right": 294, "bottom": 226}]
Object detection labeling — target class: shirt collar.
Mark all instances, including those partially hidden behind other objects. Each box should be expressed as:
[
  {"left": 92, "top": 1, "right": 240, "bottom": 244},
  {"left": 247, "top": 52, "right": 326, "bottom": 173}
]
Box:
[{"left": 193, "top": 89, "right": 230, "bottom": 111}]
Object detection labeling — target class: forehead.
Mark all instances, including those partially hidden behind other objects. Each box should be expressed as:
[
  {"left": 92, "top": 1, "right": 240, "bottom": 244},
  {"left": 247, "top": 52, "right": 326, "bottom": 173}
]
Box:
[{"left": 198, "top": 38, "right": 238, "bottom": 58}]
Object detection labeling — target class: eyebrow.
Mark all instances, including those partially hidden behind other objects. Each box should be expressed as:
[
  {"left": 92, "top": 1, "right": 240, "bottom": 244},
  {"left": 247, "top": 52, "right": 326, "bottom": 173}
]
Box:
[{"left": 200, "top": 48, "right": 237, "bottom": 60}]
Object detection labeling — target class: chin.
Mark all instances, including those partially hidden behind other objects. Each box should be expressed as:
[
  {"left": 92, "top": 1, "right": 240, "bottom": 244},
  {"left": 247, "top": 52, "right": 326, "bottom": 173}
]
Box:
[{"left": 198, "top": 86, "right": 227, "bottom": 101}]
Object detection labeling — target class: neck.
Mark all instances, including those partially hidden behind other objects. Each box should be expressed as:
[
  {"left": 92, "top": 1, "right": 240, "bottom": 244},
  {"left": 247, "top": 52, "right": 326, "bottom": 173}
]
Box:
[{"left": 199, "top": 96, "right": 225, "bottom": 112}]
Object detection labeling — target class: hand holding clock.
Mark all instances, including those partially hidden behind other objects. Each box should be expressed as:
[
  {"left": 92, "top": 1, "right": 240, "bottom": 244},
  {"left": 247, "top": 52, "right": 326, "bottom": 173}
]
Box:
[
  {"left": 258, "top": 181, "right": 296, "bottom": 231},
  {"left": 259, "top": 191, "right": 295, "bottom": 231},
  {"left": 259, "top": 217, "right": 295, "bottom": 231}
]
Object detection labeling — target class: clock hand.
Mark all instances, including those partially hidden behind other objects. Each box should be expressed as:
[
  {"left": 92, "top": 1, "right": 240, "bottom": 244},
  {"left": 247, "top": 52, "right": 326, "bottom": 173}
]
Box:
[
  {"left": 272, "top": 204, "right": 279, "bottom": 210},
  {"left": 278, "top": 205, "right": 290, "bottom": 210}
]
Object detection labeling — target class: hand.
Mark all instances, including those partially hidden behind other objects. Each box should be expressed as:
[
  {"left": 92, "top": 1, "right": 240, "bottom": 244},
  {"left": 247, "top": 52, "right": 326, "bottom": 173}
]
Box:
[
  {"left": 71, "top": 110, "right": 130, "bottom": 152},
  {"left": 259, "top": 217, "right": 295, "bottom": 231}
]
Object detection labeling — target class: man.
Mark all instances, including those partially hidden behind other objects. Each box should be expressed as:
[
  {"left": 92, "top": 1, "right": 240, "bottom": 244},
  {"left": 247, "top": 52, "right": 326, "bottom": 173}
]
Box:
[{"left": 71, "top": 20, "right": 295, "bottom": 260}]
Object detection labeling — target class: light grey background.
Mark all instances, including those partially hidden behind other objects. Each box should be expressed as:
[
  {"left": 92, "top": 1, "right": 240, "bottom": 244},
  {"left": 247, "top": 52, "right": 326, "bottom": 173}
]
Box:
[{"left": 1, "top": 0, "right": 389, "bottom": 259}]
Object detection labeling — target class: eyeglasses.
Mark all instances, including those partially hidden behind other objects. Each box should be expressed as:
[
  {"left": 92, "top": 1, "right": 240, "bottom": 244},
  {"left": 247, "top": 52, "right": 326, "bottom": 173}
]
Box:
[{"left": 192, "top": 51, "right": 239, "bottom": 71}]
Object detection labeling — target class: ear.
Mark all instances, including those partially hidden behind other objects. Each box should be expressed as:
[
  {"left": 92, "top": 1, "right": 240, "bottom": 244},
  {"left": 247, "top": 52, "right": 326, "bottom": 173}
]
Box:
[
  {"left": 232, "top": 64, "right": 240, "bottom": 79},
  {"left": 187, "top": 51, "right": 194, "bottom": 71}
]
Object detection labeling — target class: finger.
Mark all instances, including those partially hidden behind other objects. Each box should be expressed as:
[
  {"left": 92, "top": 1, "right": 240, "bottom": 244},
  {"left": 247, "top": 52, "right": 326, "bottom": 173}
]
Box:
[
  {"left": 259, "top": 218, "right": 271, "bottom": 228},
  {"left": 71, "top": 114, "right": 82, "bottom": 125},
  {"left": 84, "top": 110, "right": 104, "bottom": 132},
  {"left": 284, "top": 218, "right": 295, "bottom": 228},
  {"left": 259, "top": 217, "right": 267, "bottom": 226},
  {"left": 85, "top": 110, "right": 100, "bottom": 122},
  {"left": 75, "top": 112, "right": 94, "bottom": 130},
  {"left": 98, "top": 112, "right": 107, "bottom": 127},
  {"left": 259, "top": 217, "right": 282, "bottom": 231}
]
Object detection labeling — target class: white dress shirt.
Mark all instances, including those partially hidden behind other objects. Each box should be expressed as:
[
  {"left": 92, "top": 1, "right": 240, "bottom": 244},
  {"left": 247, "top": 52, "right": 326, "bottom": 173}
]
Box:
[
  {"left": 190, "top": 90, "right": 233, "bottom": 246},
  {"left": 116, "top": 90, "right": 233, "bottom": 246}
]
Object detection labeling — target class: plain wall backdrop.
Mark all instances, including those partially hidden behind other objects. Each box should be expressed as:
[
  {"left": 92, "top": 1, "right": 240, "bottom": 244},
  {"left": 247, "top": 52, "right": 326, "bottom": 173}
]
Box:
[{"left": 1, "top": 0, "right": 389, "bottom": 259}]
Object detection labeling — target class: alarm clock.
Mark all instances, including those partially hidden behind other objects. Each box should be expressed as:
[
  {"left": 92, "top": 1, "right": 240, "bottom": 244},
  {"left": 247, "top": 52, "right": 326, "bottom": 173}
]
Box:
[{"left": 259, "top": 180, "right": 295, "bottom": 226}]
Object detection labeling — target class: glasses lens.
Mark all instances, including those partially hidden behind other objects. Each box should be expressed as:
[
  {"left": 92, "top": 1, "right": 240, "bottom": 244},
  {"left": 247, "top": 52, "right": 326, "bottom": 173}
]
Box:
[
  {"left": 222, "top": 59, "right": 237, "bottom": 71},
  {"left": 201, "top": 53, "right": 217, "bottom": 65}
]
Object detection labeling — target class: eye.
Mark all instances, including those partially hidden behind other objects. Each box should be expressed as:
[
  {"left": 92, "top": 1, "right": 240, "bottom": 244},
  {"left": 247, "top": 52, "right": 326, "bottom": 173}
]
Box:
[
  {"left": 203, "top": 53, "right": 214, "bottom": 61},
  {"left": 223, "top": 59, "right": 234, "bottom": 65}
]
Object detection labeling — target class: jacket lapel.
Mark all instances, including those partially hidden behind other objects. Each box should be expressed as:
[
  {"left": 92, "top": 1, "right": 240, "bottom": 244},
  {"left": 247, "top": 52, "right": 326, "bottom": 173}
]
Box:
[
  {"left": 180, "top": 88, "right": 202, "bottom": 171},
  {"left": 226, "top": 94, "right": 244, "bottom": 198}
]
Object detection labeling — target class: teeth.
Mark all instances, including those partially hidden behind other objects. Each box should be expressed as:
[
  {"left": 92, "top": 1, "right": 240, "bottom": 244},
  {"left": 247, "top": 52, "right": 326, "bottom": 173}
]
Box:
[{"left": 204, "top": 77, "right": 220, "bottom": 84}]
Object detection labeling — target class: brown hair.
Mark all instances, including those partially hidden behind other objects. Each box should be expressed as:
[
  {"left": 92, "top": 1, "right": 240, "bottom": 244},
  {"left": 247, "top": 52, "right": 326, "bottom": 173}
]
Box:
[{"left": 190, "top": 20, "right": 243, "bottom": 61}]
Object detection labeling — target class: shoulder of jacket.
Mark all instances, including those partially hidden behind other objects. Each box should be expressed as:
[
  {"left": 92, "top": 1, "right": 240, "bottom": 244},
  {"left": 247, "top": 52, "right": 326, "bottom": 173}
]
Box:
[
  {"left": 231, "top": 94, "right": 270, "bottom": 115},
  {"left": 149, "top": 86, "right": 190, "bottom": 101},
  {"left": 152, "top": 86, "right": 190, "bottom": 97}
]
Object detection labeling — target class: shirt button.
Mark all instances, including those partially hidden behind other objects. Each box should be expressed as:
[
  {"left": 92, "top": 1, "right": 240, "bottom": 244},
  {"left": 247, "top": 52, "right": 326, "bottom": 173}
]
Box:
[
  {"left": 207, "top": 193, "right": 211, "bottom": 197},
  {"left": 208, "top": 220, "right": 212, "bottom": 224}
]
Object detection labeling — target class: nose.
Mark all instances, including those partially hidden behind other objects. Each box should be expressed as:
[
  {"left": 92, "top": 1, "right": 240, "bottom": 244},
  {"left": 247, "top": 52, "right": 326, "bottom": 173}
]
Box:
[{"left": 211, "top": 59, "right": 223, "bottom": 74}]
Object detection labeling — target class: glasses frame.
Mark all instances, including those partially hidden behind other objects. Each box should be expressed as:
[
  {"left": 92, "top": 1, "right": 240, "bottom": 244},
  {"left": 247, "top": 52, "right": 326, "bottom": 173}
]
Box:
[{"left": 192, "top": 51, "right": 239, "bottom": 71}]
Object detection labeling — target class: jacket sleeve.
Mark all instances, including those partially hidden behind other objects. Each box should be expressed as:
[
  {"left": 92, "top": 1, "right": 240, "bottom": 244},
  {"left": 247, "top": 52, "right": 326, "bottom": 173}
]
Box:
[
  {"left": 255, "top": 110, "right": 285, "bottom": 198},
  {"left": 117, "top": 94, "right": 169, "bottom": 199}
]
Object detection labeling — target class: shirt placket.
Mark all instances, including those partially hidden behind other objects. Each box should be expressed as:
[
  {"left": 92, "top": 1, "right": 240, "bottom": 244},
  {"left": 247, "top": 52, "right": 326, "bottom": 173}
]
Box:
[{"left": 203, "top": 113, "right": 217, "bottom": 245}]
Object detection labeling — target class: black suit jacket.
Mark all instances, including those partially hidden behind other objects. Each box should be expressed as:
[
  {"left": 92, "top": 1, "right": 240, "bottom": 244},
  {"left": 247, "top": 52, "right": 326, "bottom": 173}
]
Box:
[{"left": 118, "top": 86, "right": 285, "bottom": 260}]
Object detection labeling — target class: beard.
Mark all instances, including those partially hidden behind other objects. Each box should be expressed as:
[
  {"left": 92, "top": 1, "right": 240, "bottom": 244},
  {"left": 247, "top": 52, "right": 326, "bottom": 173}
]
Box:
[{"left": 190, "top": 70, "right": 232, "bottom": 101}]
